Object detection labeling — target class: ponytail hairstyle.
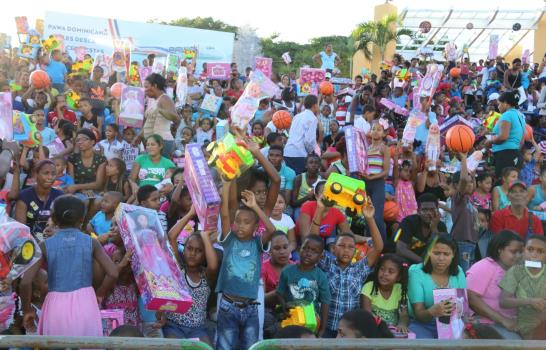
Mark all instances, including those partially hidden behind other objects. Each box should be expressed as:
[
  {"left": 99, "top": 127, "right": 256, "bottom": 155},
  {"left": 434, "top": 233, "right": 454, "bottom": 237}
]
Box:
[
  {"left": 51, "top": 195, "right": 86, "bottom": 228},
  {"left": 339, "top": 310, "right": 394, "bottom": 338},
  {"left": 369, "top": 253, "right": 409, "bottom": 307},
  {"left": 498, "top": 90, "right": 519, "bottom": 107}
]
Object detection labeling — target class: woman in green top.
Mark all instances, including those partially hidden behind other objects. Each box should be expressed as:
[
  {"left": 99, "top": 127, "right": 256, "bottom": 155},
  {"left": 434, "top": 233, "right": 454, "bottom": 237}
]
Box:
[
  {"left": 408, "top": 233, "right": 467, "bottom": 339},
  {"left": 130, "top": 134, "right": 175, "bottom": 188}
]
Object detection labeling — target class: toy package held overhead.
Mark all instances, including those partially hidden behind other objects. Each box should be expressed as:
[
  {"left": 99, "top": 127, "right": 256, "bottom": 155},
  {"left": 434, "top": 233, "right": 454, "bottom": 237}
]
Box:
[
  {"left": 425, "top": 123, "right": 441, "bottom": 171},
  {"left": 380, "top": 98, "right": 409, "bottom": 117},
  {"left": 92, "top": 54, "right": 112, "bottom": 84},
  {"left": 206, "top": 63, "right": 231, "bottom": 80},
  {"left": 0, "top": 92, "right": 13, "bottom": 141},
  {"left": 127, "top": 62, "right": 141, "bottom": 87},
  {"left": 298, "top": 68, "right": 326, "bottom": 96},
  {"left": 445, "top": 42, "right": 458, "bottom": 62},
  {"left": 488, "top": 35, "right": 499, "bottom": 60},
  {"left": 402, "top": 110, "right": 426, "bottom": 146},
  {"left": 13, "top": 111, "right": 41, "bottom": 147},
  {"left": 14, "top": 17, "right": 29, "bottom": 35},
  {"left": 100, "top": 309, "right": 124, "bottom": 336},
  {"left": 416, "top": 64, "right": 444, "bottom": 99},
  {"left": 115, "top": 203, "right": 192, "bottom": 313},
  {"left": 206, "top": 133, "right": 254, "bottom": 181},
  {"left": 166, "top": 54, "right": 180, "bottom": 75},
  {"left": 17, "top": 44, "right": 38, "bottom": 59},
  {"left": 0, "top": 218, "right": 42, "bottom": 281},
  {"left": 26, "top": 30, "right": 42, "bottom": 48},
  {"left": 184, "top": 144, "right": 221, "bottom": 232},
  {"left": 483, "top": 111, "right": 500, "bottom": 131},
  {"left": 175, "top": 67, "right": 188, "bottom": 108},
  {"left": 119, "top": 86, "right": 145, "bottom": 128},
  {"left": 151, "top": 56, "right": 167, "bottom": 74},
  {"left": 230, "top": 70, "right": 279, "bottom": 130},
  {"left": 254, "top": 57, "right": 272, "bottom": 78},
  {"left": 323, "top": 172, "right": 367, "bottom": 219},
  {"left": 42, "top": 35, "right": 60, "bottom": 52},
  {"left": 344, "top": 126, "right": 368, "bottom": 175},
  {"left": 200, "top": 94, "right": 223, "bottom": 116},
  {"left": 139, "top": 66, "right": 153, "bottom": 87},
  {"left": 65, "top": 90, "right": 80, "bottom": 110},
  {"left": 215, "top": 119, "right": 228, "bottom": 140},
  {"left": 112, "top": 50, "right": 128, "bottom": 73},
  {"left": 433, "top": 288, "right": 469, "bottom": 340}
]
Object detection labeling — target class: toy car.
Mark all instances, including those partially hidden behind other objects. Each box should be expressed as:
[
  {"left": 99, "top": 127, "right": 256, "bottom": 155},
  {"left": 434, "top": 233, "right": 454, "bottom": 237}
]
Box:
[
  {"left": 323, "top": 173, "right": 367, "bottom": 217},
  {"left": 281, "top": 303, "right": 318, "bottom": 333},
  {"left": 0, "top": 220, "right": 40, "bottom": 280}
]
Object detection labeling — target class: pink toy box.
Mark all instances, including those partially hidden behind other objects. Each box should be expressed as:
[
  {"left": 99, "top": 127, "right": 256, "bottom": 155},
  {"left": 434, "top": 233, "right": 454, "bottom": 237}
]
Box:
[
  {"left": 100, "top": 309, "right": 124, "bottom": 336},
  {"left": 184, "top": 144, "right": 221, "bottom": 231},
  {"left": 114, "top": 203, "right": 192, "bottom": 313},
  {"left": 433, "top": 288, "right": 470, "bottom": 339},
  {"left": 344, "top": 126, "right": 368, "bottom": 175},
  {"left": 0, "top": 218, "right": 41, "bottom": 281}
]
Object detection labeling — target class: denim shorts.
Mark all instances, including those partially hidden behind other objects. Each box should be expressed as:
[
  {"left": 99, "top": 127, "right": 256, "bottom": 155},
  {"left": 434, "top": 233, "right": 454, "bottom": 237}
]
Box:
[{"left": 163, "top": 320, "right": 208, "bottom": 340}]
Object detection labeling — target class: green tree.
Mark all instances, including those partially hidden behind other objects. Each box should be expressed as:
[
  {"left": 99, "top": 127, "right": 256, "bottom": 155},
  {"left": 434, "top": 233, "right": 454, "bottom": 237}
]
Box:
[
  {"left": 152, "top": 17, "right": 238, "bottom": 34},
  {"left": 352, "top": 14, "right": 412, "bottom": 61}
]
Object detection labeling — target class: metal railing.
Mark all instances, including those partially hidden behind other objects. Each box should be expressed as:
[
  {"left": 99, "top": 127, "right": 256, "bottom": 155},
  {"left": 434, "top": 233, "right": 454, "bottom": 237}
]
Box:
[
  {"left": 249, "top": 339, "right": 546, "bottom": 350},
  {"left": 0, "top": 335, "right": 213, "bottom": 349}
]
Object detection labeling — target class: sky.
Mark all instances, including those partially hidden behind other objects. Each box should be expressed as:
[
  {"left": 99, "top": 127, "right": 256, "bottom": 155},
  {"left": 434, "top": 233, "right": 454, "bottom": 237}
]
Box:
[{"left": 1, "top": 0, "right": 544, "bottom": 44}]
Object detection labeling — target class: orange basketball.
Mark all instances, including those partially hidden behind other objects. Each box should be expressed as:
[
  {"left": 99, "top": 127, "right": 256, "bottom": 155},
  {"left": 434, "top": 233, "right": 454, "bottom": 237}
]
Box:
[
  {"left": 319, "top": 81, "right": 334, "bottom": 95},
  {"left": 383, "top": 201, "right": 399, "bottom": 222},
  {"left": 110, "top": 82, "right": 125, "bottom": 99},
  {"left": 29, "top": 70, "right": 51, "bottom": 89},
  {"left": 524, "top": 124, "right": 533, "bottom": 141},
  {"left": 272, "top": 110, "right": 292, "bottom": 130},
  {"left": 446, "top": 125, "right": 475, "bottom": 153},
  {"left": 450, "top": 67, "right": 461, "bottom": 78}
]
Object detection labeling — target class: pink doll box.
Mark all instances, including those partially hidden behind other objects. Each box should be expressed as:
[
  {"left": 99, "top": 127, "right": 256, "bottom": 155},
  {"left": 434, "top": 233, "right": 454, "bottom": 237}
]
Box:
[
  {"left": 344, "top": 126, "right": 368, "bottom": 175},
  {"left": 114, "top": 204, "right": 192, "bottom": 313},
  {"left": 100, "top": 309, "right": 124, "bottom": 336},
  {"left": 433, "top": 288, "right": 469, "bottom": 340},
  {"left": 184, "top": 144, "right": 221, "bottom": 231}
]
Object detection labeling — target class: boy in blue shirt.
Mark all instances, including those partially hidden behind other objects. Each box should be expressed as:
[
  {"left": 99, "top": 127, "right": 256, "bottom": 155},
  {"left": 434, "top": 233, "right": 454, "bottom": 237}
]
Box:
[
  {"left": 216, "top": 180, "right": 275, "bottom": 350},
  {"left": 87, "top": 191, "right": 122, "bottom": 236}
]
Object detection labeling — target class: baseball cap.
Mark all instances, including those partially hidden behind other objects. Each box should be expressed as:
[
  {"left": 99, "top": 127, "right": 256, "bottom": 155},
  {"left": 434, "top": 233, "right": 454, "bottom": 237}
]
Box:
[
  {"left": 325, "top": 72, "right": 332, "bottom": 79},
  {"left": 508, "top": 180, "right": 527, "bottom": 191},
  {"left": 487, "top": 92, "right": 500, "bottom": 103}
]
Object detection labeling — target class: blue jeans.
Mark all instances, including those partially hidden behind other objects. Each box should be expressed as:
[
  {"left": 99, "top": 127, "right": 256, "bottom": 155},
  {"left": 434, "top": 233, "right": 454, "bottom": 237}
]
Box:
[
  {"left": 409, "top": 319, "right": 437, "bottom": 339},
  {"left": 163, "top": 320, "right": 208, "bottom": 340},
  {"left": 216, "top": 296, "right": 259, "bottom": 350},
  {"left": 366, "top": 178, "right": 386, "bottom": 240},
  {"left": 457, "top": 241, "right": 476, "bottom": 273}
]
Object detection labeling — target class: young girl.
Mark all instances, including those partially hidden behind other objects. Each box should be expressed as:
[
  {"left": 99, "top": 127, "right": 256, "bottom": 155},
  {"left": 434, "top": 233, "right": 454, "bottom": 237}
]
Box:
[
  {"left": 269, "top": 194, "right": 297, "bottom": 253},
  {"left": 164, "top": 226, "right": 218, "bottom": 345},
  {"left": 175, "top": 126, "right": 194, "bottom": 153},
  {"left": 337, "top": 309, "right": 394, "bottom": 339},
  {"left": 97, "top": 123, "right": 124, "bottom": 160},
  {"left": 393, "top": 146, "right": 418, "bottom": 223},
  {"left": 471, "top": 172, "right": 493, "bottom": 210},
  {"left": 251, "top": 121, "right": 266, "bottom": 147},
  {"left": 361, "top": 254, "right": 410, "bottom": 333},
  {"left": 195, "top": 118, "right": 214, "bottom": 145},
  {"left": 500, "top": 235, "right": 546, "bottom": 340},
  {"left": 55, "top": 119, "right": 75, "bottom": 158},
  {"left": 103, "top": 244, "right": 140, "bottom": 326},
  {"left": 492, "top": 167, "right": 519, "bottom": 211},
  {"left": 261, "top": 232, "right": 293, "bottom": 294},
  {"left": 52, "top": 156, "right": 74, "bottom": 190},
  {"left": 20, "top": 195, "right": 118, "bottom": 336},
  {"left": 121, "top": 127, "right": 141, "bottom": 173},
  {"left": 364, "top": 120, "right": 390, "bottom": 239},
  {"left": 104, "top": 158, "right": 132, "bottom": 202}
]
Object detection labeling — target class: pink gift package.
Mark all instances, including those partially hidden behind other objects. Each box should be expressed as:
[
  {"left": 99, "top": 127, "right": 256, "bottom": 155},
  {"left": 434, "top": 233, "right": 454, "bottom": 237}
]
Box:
[
  {"left": 432, "top": 288, "right": 469, "bottom": 339},
  {"left": 184, "top": 144, "right": 221, "bottom": 231},
  {"left": 344, "top": 126, "right": 368, "bottom": 175},
  {"left": 115, "top": 203, "right": 192, "bottom": 313},
  {"left": 100, "top": 309, "right": 124, "bottom": 336}
]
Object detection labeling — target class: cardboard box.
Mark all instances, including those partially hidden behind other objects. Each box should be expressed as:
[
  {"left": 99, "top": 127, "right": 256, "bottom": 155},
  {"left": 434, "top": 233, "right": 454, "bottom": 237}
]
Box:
[
  {"left": 184, "top": 144, "right": 221, "bottom": 231},
  {"left": 433, "top": 288, "right": 469, "bottom": 339},
  {"left": 100, "top": 309, "right": 124, "bottom": 336},
  {"left": 215, "top": 119, "right": 229, "bottom": 140},
  {"left": 344, "top": 126, "right": 368, "bottom": 175},
  {"left": 115, "top": 204, "right": 192, "bottom": 313}
]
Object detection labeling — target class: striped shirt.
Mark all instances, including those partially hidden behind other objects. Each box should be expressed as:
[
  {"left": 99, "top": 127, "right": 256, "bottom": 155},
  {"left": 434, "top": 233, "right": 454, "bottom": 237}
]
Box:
[{"left": 367, "top": 150, "right": 384, "bottom": 175}]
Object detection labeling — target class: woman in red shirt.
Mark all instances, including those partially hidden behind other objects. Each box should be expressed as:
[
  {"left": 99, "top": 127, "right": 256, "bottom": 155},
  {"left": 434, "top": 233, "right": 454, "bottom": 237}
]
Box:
[{"left": 297, "top": 180, "right": 350, "bottom": 239}]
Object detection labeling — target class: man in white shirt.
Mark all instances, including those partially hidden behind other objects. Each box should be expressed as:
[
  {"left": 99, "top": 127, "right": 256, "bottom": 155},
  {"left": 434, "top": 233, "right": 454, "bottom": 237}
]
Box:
[{"left": 284, "top": 95, "right": 319, "bottom": 175}]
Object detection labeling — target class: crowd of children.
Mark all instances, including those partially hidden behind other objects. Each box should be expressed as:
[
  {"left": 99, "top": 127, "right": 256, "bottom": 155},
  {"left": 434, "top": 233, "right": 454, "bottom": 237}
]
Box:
[{"left": 1, "top": 40, "right": 546, "bottom": 350}]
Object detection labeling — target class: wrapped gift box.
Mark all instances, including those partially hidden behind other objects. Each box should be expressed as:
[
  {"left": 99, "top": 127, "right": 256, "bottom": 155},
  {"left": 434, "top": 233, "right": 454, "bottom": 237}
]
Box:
[
  {"left": 344, "top": 126, "right": 368, "bottom": 175},
  {"left": 115, "top": 204, "right": 192, "bottom": 313},
  {"left": 215, "top": 119, "right": 229, "bottom": 140},
  {"left": 184, "top": 144, "right": 221, "bottom": 231}
]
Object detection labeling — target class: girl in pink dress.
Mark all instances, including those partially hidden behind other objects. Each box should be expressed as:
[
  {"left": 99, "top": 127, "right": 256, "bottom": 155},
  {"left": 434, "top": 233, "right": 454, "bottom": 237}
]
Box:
[{"left": 394, "top": 157, "right": 418, "bottom": 223}]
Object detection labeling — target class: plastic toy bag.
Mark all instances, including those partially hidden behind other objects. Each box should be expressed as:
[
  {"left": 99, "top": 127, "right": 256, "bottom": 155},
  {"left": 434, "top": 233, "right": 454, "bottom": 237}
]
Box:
[
  {"left": 0, "top": 219, "right": 41, "bottom": 281},
  {"left": 206, "top": 133, "right": 254, "bottom": 180}
]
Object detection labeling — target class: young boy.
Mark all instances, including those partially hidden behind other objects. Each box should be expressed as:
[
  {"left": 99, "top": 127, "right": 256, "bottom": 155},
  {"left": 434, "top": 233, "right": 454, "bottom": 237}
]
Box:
[
  {"left": 272, "top": 235, "right": 331, "bottom": 336},
  {"left": 52, "top": 156, "right": 74, "bottom": 190},
  {"left": 137, "top": 185, "right": 167, "bottom": 233},
  {"left": 312, "top": 196, "right": 383, "bottom": 338},
  {"left": 121, "top": 127, "right": 141, "bottom": 173},
  {"left": 87, "top": 191, "right": 122, "bottom": 236},
  {"left": 216, "top": 180, "right": 275, "bottom": 350},
  {"left": 450, "top": 153, "right": 479, "bottom": 272},
  {"left": 354, "top": 105, "right": 376, "bottom": 134},
  {"left": 78, "top": 98, "right": 103, "bottom": 132}
]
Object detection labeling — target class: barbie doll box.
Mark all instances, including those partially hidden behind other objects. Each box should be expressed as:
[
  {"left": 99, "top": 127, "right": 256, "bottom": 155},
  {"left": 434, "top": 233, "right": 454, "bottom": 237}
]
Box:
[
  {"left": 344, "top": 126, "right": 368, "bottom": 175},
  {"left": 184, "top": 144, "right": 221, "bottom": 231},
  {"left": 433, "top": 288, "right": 469, "bottom": 339},
  {"left": 115, "top": 204, "right": 192, "bottom": 313}
]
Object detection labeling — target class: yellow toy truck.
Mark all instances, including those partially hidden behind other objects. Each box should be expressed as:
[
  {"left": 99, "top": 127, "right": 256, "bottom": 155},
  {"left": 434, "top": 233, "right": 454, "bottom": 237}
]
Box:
[
  {"left": 281, "top": 303, "right": 318, "bottom": 333},
  {"left": 323, "top": 172, "right": 367, "bottom": 217}
]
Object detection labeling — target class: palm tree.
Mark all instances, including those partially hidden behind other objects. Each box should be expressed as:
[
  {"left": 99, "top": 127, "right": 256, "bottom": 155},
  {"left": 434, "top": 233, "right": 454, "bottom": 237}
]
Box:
[{"left": 352, "top": 14, "right": 413, "bottom": 62}]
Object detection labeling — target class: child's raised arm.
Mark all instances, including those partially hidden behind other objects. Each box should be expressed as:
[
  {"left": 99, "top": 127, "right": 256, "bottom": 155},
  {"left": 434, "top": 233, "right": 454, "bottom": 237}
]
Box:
[
  {"left": 200, "top": 230, "right": 219, "bottom": 285},
  {"left": 167, "top": 206, "right": 196, "bottom": 264},
  {"left": 220, "top": 180, "right": 232, "bottom": 238},
  {"left": 362, "top": 198, "right": 384, "bottom": 266},
  {"left": 246, "top": 137, "right": 280, "bottom": 217}
]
